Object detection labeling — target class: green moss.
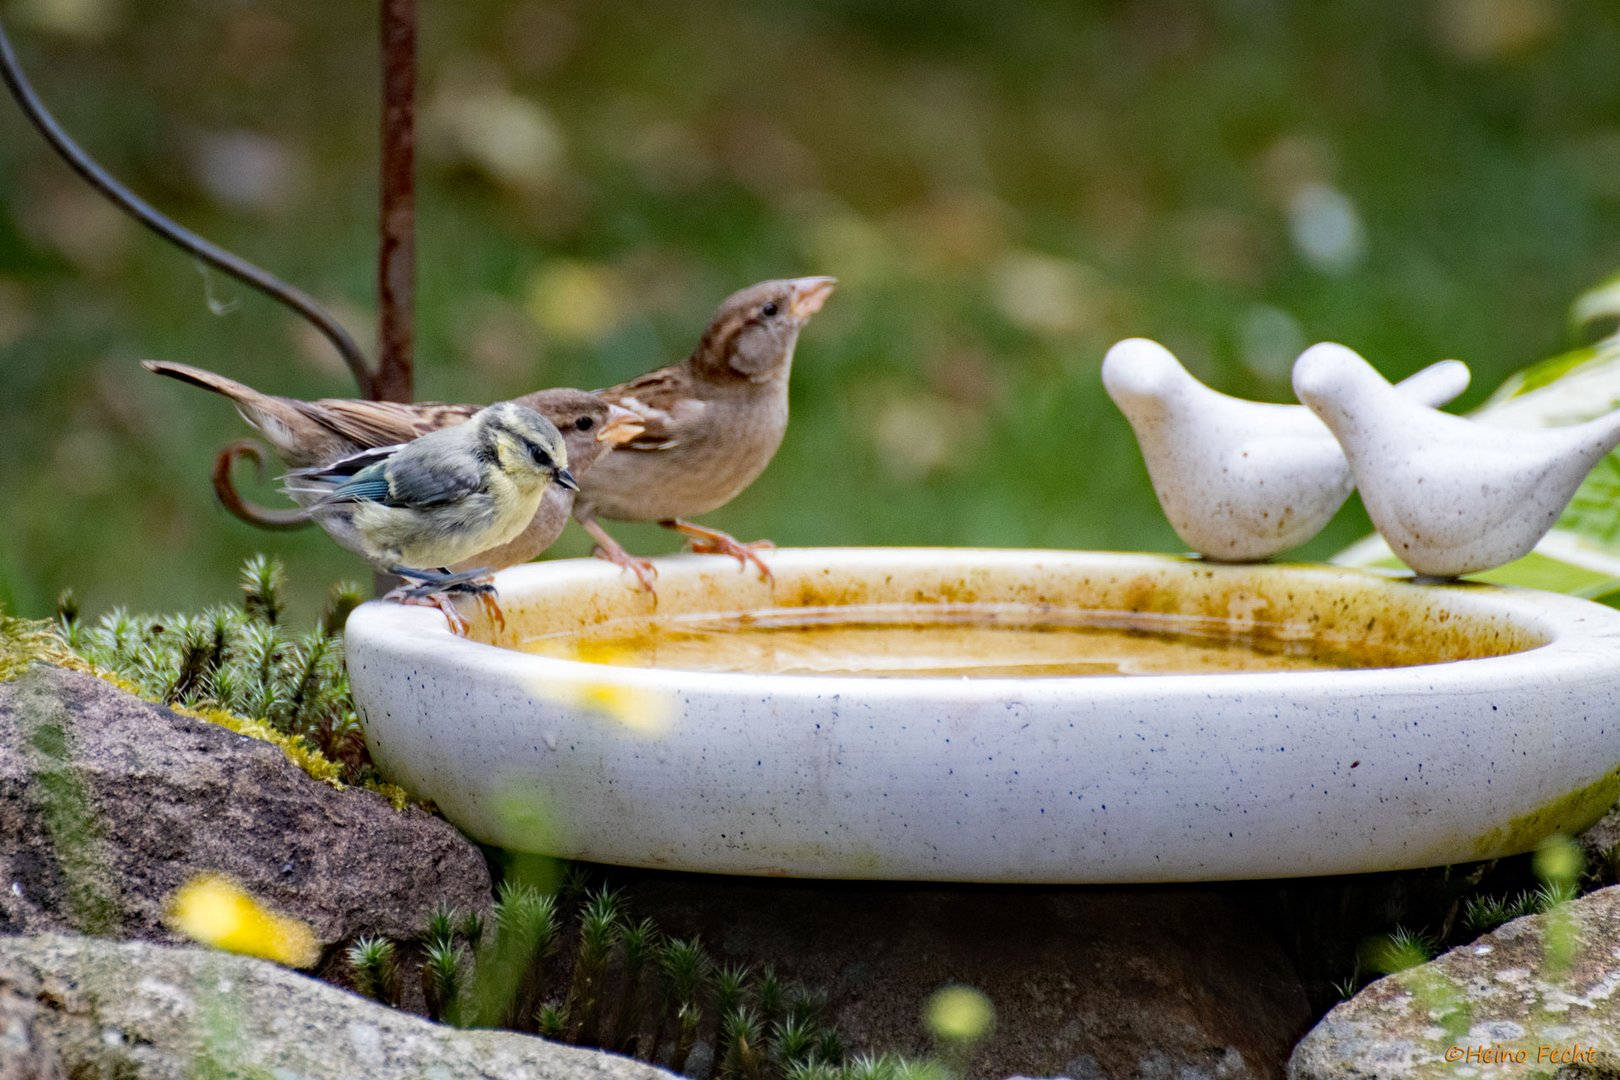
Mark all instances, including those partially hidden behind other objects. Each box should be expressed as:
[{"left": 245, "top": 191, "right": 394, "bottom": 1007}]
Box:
[
  {"left": 0, "top": 610, "right": 81, "bottom": 681},
  {"left": 3, "top": 559, "right": 412, "bottom": 810},
  {"left": 1470, "top": 766, "right": 1620, "bottom": 861}
]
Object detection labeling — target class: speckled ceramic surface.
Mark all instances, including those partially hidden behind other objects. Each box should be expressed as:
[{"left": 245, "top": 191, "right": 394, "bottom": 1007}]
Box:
[
  {"left": 1102, "top": 338, "right": 1469, "bottom": 562},
  {"left": 345, "top": 548, "right": 1620, "bottom": 882},
  {"left": 1295, "top": 342, "right": 1620, "bottom": 579}
]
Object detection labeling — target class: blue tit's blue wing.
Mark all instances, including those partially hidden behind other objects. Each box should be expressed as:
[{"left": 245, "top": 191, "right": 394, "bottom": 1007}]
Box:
[
  {"left": 285, "top": 429, "right": 486, "bottom": 509},
  {"left": 380, "top": 447, "right": 484, "bottom": 509},
  {"left": 284, "top": 444, "right": 403, "bottom": 506},
  {"left": 326, "top": 459, "right": 395, "bottom": 504}
]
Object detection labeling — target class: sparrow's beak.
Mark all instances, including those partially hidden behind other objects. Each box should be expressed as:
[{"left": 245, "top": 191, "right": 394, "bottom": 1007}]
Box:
[
  {"left": 554, "top": 466, "right": 580, "bottom": 491},
  {"left": 599, "top": 403, "right": 646, "bottom": 444},
  {"left": 788, "top": 276, "right": 837, "bottom": 319}
]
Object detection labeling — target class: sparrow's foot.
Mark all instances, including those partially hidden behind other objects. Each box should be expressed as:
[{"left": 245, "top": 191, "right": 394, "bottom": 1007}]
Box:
[
  {"left": 580, "top": 516, "right": 658, "bottom": 593},
  {"left": 591, "top": 545, "right": 659, "bottom": 593},
  {"left": 663, "top": 519, "right": 774, "bottom": 581}
]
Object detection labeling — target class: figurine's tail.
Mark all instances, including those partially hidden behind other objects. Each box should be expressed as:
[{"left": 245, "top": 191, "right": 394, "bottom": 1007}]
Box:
[
  {"left": 1392, "top": 359, "right": 1470, "bottom": 409},
  {"left": 1557, "top": 407, "right": 1620, "bottom": 470}
]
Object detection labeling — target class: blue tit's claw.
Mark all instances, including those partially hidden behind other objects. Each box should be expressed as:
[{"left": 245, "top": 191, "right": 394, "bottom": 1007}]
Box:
[
  {"left": 382, "top": 565, "right": 504, "bottom": 633},
  {"left": 388, "top": 565, "right": 496, "bottom": 597}
]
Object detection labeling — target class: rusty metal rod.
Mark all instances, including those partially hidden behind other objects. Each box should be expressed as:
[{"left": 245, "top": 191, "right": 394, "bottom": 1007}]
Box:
[{"left": 375, "top": 0, "right": 416, "bottom": 403}]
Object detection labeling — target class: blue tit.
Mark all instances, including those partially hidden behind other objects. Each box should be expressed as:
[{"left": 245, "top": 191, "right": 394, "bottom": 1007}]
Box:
[{"left": 285, "top": 401, "right": 578, "bottom": 588}]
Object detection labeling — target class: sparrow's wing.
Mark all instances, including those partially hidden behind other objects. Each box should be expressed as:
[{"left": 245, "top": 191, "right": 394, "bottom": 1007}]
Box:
[
  {"left": 596, "top": 365, "right": 707, "bottom": 452},
  {"left": 306, "top": 398, "right": 480, "bottom": 450}
]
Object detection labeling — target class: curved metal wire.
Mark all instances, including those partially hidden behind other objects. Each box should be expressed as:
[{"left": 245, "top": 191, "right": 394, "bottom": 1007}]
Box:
[
  {"left": 212, "top": 441, "right": 312, "bottom": 530},
  {"left": 0, "top": 15, "right": 375, "bottom": 397}
]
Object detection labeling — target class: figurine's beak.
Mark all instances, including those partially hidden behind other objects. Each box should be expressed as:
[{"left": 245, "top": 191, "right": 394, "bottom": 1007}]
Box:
[
  {"left": 599, "top": 404, "right": 646, "bottom": 444},
  {"left": 554, "top": 466, "right": 579, "bottom": 491},
  {"left": 788, "top": 276, "right": 837, "bottom": 319}
]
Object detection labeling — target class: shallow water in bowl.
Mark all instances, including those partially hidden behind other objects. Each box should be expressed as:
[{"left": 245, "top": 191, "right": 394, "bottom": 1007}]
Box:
[{"left": 517, "top": 603, "right": 1441, "bottom": 678}]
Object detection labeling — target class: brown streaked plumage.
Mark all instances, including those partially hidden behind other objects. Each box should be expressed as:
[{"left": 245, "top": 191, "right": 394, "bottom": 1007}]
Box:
[
  {"left": 143, "top": 361, "right": 641, "bottom": 570},
  {"left": 575, "top": 275, "right": 836, "bottom": 590}
]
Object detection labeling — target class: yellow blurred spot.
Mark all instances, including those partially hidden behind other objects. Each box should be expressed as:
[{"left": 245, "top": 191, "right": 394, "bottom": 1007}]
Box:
[
  {"left": 17, "top": 0, "right": 119, "bottom": 39},
  {"left": 525, "top": 262, "right": 622, "bottom": 343},
  {"left": 1533, "top": 833, "right": 1583, "bottom": 888},
  {"left": 923, "top": 984, "right": 994, "bottom": 1042},
  {"left": 167, "top": 874, "right": 319, "bottom": 969},
  {"left": 572, "top": 681, "right": 671, "bottom": 735},
  {"left": 988, "top": 252, "right": 1105, "bottom": 336},
  {"left": 524, "top": 668, "right": 672, "bottom": 737},
  {"left": 1432, "top": 0, "right": 1560, "bottom": 62},
  {"left": 570, "top": 640, "right": 638, "bottom": 666}
]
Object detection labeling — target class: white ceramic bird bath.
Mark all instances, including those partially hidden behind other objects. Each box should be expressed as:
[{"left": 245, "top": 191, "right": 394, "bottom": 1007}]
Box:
[{"left": 345, "top": 548, "right": 1620, "bottom": 883}]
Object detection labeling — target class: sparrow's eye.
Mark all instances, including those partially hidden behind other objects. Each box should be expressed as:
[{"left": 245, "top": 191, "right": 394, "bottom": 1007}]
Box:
[
  {"left": 761, "top": 301, "right": 780, "bottom": 318},
  {"left": 574, "top": 416, "right": 595, "bottom": 432}
]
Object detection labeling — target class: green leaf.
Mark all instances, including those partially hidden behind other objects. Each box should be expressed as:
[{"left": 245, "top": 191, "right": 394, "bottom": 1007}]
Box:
[{"left": 1572, "top": 271, "right": 1620, "bottom": 335}]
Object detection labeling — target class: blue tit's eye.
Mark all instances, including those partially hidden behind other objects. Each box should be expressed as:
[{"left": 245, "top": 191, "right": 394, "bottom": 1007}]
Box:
[
  {"left": 574, "top": 416, "right": 595, "bottom": 432},
  {"left": 526, "top": 440, "right": 553, "bottom": 467},
  {"left": 761, "top": 301, "right": 780, "bottom": 318}
]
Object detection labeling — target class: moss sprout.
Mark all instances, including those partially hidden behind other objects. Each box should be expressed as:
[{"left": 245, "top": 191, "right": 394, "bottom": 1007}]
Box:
[
  {"left": 715, "top": 962, "right": 751, "bottom": 1017},
  {"left": 346, "top": 936, "right": 401, "bottom": 1006},
  {"left": 755, "top": 964, "right": 784, "bottom": 1025},
  {"left": 785, "top": 1063, "right": 844, "bottom": 1080},
  {"left": 613, "top": 916, "right": 660, "bottom": 1054},
  {"left": 719, "top": 1004, "right": 765, "bottom": 1080},
  {"left": 1362, "top": 925, "right": 1437, "bottom": 976},
  {"left": 240, "top": 554, "right": 287, "bottom": 626},
  {"left": 815, "top": 1027, "right": 845, "bottom": 1066},
  {"left": 463, "top": 881, "right": 558, "bottom": 1029},
  {"left": 567, "top": 886, "right": 622, "bottom": 1044},
  {"left": 787, "top": 986, "right": 827, "bottom": 1028},
  {"left": 422, "top": 940, "right": 465, "bottom": 1023},
  {"left": 536, "top": 1002, "right": 569, "bottom": 1040},
  {"left": 425, "top": 903, "right": 459, "bottom": 952},
  {"left": 660, "top": 936, "right": 712, "bottom": 1074},
  {"left": 771, "top": 1014, "right": 819, "bottom": 1073}
]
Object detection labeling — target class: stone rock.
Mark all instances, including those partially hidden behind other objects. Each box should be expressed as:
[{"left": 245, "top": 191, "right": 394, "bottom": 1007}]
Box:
[
  {"left": 1578, "top": 802, "right": 1620, "bottom": 870},
  {"left": 0, "top": 932, "right": 670, "bottom": 1079},
  {"left": 1289, "top": 884, "right": 1620, "bottom": 1078},
  {"left": 603, "top": 870, "right": 1315, "bottom": 1079},
  {"left": 0, "top": 665, "right": 491, "bottom": 953}
]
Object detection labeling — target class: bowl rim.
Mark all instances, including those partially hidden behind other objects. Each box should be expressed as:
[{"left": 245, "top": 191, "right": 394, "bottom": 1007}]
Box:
[{"left": 343, "top": 547, "right": 1620, "bottom": 703}]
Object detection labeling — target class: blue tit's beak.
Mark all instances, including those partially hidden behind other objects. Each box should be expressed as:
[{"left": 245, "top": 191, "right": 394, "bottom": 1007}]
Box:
[{"left": 555, "top": 467, "right": 579, "bottom": 491}]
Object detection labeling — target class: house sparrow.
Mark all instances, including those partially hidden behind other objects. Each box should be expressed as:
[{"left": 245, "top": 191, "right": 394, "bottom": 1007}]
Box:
[
  {"left": 576, "top": 275, "right": 836, "bottom": 589},
  {"left": 285, "top": 402, "right": 576, "bottom": 632},
  {"left": 143, "top": 360, "right": 642, "bottom": 570}
]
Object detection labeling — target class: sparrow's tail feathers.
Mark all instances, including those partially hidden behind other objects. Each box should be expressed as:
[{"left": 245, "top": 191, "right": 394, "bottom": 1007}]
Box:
[{"left": 142, "top": 359, "right": 265, "bottom": 403}]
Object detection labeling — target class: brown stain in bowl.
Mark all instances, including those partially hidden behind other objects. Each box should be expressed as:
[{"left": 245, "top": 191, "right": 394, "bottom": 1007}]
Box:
[{"left": 481, "top": 556, "right": 1546, "bottom": 673}]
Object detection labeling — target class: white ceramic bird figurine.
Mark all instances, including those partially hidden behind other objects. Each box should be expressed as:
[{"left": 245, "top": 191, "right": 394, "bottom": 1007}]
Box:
[
  {"left": 1102, "top": 338, "right": 1471, "bottom": 561},
  {"left": 1293, "top": 342, "right": 1620, "bottom": 578}
]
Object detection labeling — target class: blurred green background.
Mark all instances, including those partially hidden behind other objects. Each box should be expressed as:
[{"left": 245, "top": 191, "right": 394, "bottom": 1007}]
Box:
[{"left": 2, "top": 0, "right": 1619, "bottom": 618}]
